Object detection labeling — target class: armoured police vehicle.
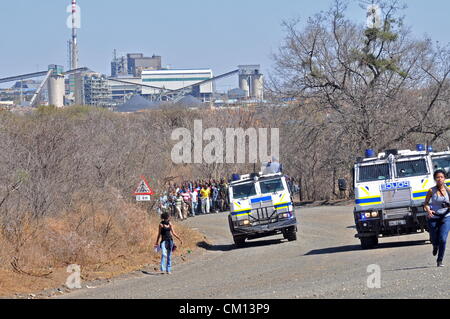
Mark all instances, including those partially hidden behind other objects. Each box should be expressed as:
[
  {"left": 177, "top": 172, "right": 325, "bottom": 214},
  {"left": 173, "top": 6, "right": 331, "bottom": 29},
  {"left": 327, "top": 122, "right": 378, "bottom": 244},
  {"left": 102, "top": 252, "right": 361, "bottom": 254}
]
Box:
[
  {"left": 353, "top": 145, "right": 450, "bottom": 249},
  {"left": 228, "top": 164, "right": 298, "bottom": 247},
  {"left": 431, "top": 151, "right": 450, "bottom": 179}
]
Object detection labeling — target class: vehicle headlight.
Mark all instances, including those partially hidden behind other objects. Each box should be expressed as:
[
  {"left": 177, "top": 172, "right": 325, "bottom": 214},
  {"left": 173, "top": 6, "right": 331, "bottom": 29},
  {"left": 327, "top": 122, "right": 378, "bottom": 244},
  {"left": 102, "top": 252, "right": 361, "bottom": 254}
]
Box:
[
  {"left": 360, "top": 211, "right": 379, "bottom": 219},
  {"left": 238, "top": 219, "right": 251, "bottom": 226},
  {"left": 279, "top": 213, "right": 290, "bottom": 219}
]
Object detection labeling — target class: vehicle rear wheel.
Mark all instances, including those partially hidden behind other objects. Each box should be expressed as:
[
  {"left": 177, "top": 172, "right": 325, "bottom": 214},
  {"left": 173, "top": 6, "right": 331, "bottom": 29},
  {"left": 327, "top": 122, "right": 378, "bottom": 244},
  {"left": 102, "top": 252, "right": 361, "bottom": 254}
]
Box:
[
  {"left": 233, "top": 236, "right": 246, "bottom": 247},
  {"left": 360, "top": 236, "right": 378, "bottom": 249}
]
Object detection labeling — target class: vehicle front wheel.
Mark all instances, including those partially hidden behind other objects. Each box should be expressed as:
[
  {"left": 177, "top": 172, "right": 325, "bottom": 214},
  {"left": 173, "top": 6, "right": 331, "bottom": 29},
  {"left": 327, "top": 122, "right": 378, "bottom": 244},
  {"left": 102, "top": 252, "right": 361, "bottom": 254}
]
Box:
[
  {"left": 228, "top": 216, "right": 234, "bottom": 233},
  {"left": 284, "top": 227, "right": 297, "bottom": 242},
  {"left": 360, "top": 236, "right": 378, "bottom": 250},
  {"left": 233, "top": 236, "right": 246, "bottom": 247}
]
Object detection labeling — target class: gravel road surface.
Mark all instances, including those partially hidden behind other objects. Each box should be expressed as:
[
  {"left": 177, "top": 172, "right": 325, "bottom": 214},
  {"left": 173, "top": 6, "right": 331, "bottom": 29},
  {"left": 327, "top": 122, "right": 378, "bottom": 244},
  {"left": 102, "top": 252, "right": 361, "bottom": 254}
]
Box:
[{"left": 58, "top": 205, "right": 449, "bottom": 299}]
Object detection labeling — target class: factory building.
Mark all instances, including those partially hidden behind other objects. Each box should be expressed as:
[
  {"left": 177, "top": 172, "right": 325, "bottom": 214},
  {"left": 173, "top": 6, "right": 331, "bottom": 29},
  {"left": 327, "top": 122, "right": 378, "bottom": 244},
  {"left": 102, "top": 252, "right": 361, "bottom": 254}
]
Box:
[
  {"left": 108, "top": 77, "right": 142, "bottom": 104},
  {"left": 127, "top": 53, "right": 162, "bottom": 76},
  {"left": 141, "top": 69, "right": 214, "bottom": 101},
  {"left": 82, "top": 73, "right": 112, "bottom": 107},
  {"left": 111, "top": 54, "right": 128, "bottom": 78},
  {"left": 0, "top": 80, "right": 42, "bottom": 105},
  {"left": 11, "top": 80, "right": 40, "bottom": 91},
  {"left": 111, "top": 52, "right": 162, "bottom": 78}
]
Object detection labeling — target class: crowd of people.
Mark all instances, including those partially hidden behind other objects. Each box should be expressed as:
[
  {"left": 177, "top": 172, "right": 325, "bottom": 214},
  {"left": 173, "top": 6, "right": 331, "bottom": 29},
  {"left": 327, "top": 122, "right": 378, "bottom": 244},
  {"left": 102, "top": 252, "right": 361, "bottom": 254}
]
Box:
[{"left": 157, "top": 179, "right": 231, "bottom": 220}]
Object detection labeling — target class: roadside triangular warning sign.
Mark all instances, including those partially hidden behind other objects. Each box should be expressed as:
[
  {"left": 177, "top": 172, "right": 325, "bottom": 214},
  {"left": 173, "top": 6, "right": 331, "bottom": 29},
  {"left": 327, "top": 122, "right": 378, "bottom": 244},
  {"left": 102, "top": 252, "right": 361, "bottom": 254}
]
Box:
[{"left": 134, "top": 177, "right": 154, "bottom": 195}]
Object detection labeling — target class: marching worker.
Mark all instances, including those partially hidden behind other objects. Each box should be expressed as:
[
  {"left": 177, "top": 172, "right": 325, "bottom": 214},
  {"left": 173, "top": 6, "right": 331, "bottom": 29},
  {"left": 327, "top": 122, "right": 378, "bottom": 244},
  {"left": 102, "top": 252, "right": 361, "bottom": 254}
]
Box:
[
  {"left": 190, "top": 188, "right": 198, "bottom": 217},
  {"left": 175, "top": 192, "right": 184, "bottom": 220},
  {"left": 200, "top": 185, "right": 211, "bottom": 214}
]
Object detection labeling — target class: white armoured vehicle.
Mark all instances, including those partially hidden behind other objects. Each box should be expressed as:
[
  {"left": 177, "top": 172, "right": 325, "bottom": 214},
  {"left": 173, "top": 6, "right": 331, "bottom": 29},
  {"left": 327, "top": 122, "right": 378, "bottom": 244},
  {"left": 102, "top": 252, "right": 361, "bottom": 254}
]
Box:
[
  {"left": 353, "top": 145, "right": 450, "bottom": 249},
  {"left": 228, "top": 163, "right": 298, "bottom": 247}
]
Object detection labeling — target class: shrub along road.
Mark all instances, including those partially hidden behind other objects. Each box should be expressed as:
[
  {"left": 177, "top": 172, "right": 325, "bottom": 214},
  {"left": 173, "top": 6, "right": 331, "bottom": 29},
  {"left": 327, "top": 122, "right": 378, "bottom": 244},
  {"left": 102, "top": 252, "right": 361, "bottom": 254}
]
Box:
[{"left": 58, "top": 205, "right": 449, "bottom": 299}]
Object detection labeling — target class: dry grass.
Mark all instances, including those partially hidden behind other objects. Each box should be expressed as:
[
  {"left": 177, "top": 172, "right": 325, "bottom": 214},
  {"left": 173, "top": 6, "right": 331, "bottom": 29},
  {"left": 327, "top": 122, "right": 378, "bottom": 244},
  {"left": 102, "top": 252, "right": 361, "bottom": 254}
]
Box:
[{"left": 0, "top": 201, "right": 203, "bottom": 297}]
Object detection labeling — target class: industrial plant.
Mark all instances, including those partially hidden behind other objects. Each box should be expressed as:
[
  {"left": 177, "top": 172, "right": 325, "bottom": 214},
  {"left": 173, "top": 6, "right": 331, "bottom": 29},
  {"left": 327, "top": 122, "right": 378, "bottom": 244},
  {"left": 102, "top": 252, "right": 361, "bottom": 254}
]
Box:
[{"left": 0, "top": 0, "right": 266, "bottom": 111}]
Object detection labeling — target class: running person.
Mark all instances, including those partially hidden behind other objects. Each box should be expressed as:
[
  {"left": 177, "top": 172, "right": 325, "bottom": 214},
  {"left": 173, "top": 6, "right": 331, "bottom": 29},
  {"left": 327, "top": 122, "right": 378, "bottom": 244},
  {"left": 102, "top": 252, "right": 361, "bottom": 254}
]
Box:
[{"left": 424, "top": 170, "right": 450, "bottom": 267}]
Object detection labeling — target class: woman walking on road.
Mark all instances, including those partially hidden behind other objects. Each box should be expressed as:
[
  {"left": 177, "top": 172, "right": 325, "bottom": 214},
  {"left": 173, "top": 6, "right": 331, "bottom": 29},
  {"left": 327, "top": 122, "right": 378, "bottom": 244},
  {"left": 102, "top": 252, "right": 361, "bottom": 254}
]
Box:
[
  {"left": 154, "top": 213, "right": 183, "bottom": 274},
  {"left": 424, "top": 170, "right": 450, "bottom": 267}
]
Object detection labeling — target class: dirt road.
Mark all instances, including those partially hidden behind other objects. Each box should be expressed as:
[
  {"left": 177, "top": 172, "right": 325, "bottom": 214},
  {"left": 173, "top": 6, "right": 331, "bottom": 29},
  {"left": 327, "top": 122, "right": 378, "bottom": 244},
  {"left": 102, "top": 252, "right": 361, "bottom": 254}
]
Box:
[{"left": 58, "top": 205, "right": 449, "bottom": 299}]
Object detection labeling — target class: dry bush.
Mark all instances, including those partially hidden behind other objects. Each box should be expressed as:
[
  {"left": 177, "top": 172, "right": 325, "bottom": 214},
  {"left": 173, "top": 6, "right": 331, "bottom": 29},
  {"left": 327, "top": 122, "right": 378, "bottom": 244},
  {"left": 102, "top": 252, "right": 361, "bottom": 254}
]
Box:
[
  {"left": 0, "top": 201, "right": 149, "bottom": 271},
  {"left": 0, "top": 199, "right": 203, "bottom": 296},
  {"left": 0, "top": 200, "right": 201, "bottom": 279}
]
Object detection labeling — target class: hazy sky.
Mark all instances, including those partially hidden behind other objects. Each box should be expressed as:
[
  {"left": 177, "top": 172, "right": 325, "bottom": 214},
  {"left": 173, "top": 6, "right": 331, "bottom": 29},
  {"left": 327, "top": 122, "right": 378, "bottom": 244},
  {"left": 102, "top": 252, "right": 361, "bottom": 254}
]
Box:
[{"left": 1, "top": 0, "right": 449, "bottom": 90}]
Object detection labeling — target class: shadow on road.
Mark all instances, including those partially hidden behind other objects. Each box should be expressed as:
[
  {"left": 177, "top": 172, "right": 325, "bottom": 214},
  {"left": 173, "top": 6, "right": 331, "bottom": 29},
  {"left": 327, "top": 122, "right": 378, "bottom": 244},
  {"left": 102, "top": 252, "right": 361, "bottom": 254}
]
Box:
[
  {"left": 141, "top": 270, "right": 166, "bottom": 276},
  {"left": 197, "top": 241, "right": 234, "bottom": 252},
  {"left": 197, "top": 238, "right": 285, "bottom": 252},
  {"left": 386, "top": 265, "right": 435, "bottom": 272},
  {"left": 304, "top": 240, "right": 429, "bottom": 256}
]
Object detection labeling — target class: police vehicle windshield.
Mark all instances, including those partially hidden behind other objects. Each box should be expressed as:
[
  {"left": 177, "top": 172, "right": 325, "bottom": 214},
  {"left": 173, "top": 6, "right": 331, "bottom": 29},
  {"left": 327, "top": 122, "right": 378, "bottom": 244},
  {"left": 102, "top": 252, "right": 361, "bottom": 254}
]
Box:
[
  {"left": 432, "top": 156, "right": 450, "bottom": 174},
  {"left": 232, "top": 183, "right": 257, "bottom": 200},
  {"left": 259, "top": 178, "right": 285, "bottom": 194},
  {"left": 358, "top": 163, "right": 391, "bottom": 182},
  {"left": 395, "top": 159, "right": 428, "bottom": 178}
]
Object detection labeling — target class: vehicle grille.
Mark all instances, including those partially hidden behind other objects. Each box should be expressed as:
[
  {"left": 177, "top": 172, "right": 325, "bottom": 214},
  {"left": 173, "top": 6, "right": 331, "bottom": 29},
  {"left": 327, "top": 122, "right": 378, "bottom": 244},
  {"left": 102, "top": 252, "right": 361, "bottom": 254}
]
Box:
[
  {"left": 249, "top": 205, "right": 277, "bottom": 225},
  {"left": 382, "top": 188, "right": 411, "bottom": 205},
  {"left": 384, "top": 208, "right": 410, "bottom": 220}
]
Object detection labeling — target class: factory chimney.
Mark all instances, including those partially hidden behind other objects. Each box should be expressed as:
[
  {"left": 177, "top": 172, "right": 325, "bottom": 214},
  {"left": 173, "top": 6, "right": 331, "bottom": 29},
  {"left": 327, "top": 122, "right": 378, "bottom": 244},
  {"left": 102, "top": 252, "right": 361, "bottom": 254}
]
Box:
[
  {"left": 71, "top": 0, "right": 78, "bottom": 71},
  {"left": 69, "top": 0, "right": 83, "bottom": 105}
]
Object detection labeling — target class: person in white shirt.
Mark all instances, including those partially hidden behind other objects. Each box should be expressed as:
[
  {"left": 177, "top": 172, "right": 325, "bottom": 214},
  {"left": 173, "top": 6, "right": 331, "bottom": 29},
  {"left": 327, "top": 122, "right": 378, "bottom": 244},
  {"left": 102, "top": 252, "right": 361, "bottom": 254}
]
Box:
[{"left": 191, "top": 189, "right": 198, "bottom": 217}]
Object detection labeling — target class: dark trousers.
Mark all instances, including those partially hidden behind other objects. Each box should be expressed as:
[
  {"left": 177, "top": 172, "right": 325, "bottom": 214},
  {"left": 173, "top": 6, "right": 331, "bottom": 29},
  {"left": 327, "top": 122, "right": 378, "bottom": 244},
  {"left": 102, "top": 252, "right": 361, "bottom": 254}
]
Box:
[{"left": 428, "top": 217, "right": 450, "bottom": 262}]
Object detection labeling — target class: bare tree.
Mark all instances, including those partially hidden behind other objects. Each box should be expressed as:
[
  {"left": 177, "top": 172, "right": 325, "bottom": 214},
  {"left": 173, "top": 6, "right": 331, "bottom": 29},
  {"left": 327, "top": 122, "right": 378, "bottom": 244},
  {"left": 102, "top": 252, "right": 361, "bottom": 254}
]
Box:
[
  {"left": 269, "top": 0, "right": 450, "bottom": 199},
  {"left": 272, "top": 0, "right": 450, "bottom": 148}
]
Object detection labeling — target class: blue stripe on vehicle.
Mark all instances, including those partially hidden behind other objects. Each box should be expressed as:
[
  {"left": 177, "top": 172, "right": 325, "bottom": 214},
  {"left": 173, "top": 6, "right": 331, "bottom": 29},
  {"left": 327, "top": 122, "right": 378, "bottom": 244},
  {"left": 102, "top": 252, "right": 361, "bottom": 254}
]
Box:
[
  {"left": 251, "top": 196, "right": 272, "bottom": 203},
  {"left": 274, "top": 203, "right": 291, "bottom": 209},
  {"left": 231, "top": 209, "right": 251, "bottom": 216},
  {"left": 355, "top": 197, "right": 382, "bottom": 205},
  {"left": 413, "top": 192, "right": 428, "bottom": 198}
]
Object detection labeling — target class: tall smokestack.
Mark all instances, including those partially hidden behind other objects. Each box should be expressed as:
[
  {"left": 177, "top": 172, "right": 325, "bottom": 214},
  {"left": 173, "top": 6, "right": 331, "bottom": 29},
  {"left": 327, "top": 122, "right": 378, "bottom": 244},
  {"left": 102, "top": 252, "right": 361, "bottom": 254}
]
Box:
[
  {"left": 71, "top": 0, "right": 78, "bottom": 70},
  {"left": 69, "top": 0, "right": 83, "bottom": 105}
]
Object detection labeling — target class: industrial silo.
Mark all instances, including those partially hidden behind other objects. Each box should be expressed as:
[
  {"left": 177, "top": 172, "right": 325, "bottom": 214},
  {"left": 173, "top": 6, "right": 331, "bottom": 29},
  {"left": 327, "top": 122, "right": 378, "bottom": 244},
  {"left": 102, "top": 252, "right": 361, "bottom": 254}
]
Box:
[
  {"left": 239, "top": 75, "right": 250, "bottom": 98},
  {"left": 48, "top": 75, "right": 65, "bottom": 108},
  {"left": 238, "top": 65, "right": 263, "bottom": 100},
  {"left": 251, "top": 74, "right": 264, "bottom": 101}
]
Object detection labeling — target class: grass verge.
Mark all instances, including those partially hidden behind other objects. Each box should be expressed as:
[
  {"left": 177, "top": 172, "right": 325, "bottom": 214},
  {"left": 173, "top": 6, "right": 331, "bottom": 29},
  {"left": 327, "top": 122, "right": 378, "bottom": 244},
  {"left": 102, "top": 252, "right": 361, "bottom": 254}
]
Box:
[{"left": 0, "top": 202, "right": 203, "bottom": 297}]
